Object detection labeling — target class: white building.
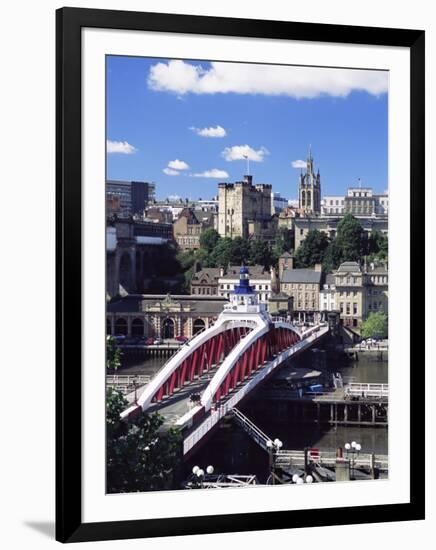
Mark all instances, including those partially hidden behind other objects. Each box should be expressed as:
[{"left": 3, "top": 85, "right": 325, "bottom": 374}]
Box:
[
  {"left": 321, "top": 187, "right": 388, "bottom": 217},
  {"left": 319, "top": 274, "right": 337, "bottom": 312},
  {"left": 321, "top": 196, "right": 345, "bottom": 216},
  {"left": 218, "top": 265, "right": 274, "bottom": 304}
]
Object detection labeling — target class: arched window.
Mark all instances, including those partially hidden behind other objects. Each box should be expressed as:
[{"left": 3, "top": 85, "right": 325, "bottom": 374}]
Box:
[
  {"left": 193, "top": 318, "right": 206, "bottom": 335},
  {"left": 115, "top": 318, "right": 128, "bottom": 336},
  {"left": 131, "top": 318, "right": 144, "bottom": 337},
  {"left": 161, "top": 318, "right": 175, "bottom": 339}
]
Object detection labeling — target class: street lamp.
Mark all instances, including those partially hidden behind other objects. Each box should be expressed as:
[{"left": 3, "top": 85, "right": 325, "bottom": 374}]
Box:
[
  {"left": 267, "top": 438, "right": 283, "bottom": 484},
  {"left": 292, "top": 473, "right": 314, "bottom": 484},
  {"left": 344, "top": 441, "right": 361, "bottom": 479},
  {"left": 191, "top": 464, "right": 214, "bottom": 488}
]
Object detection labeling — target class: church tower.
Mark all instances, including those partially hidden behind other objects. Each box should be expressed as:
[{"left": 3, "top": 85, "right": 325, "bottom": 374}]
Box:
[{"left": 298, "top": 146, "right": 321, "bottom": 215}]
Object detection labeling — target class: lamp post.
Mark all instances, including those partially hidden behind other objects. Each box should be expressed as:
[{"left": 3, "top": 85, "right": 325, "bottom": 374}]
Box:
[
  {"left": 292, "top": 473, "right": 313, "bottom": 484},
  {"left": 266, "top": 438, "right": 283, "bottom": 484},
  {"left": 344, "top": 441, "right": 361, "bottom": 479},
  {"left": 191, "top": 464, "right": 214, "bottom": 489}
]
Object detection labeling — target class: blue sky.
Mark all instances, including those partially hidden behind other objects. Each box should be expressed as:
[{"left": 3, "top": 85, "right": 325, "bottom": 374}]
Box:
[{"left": 106, "top": 56, "right": 388, "bottom": 201}]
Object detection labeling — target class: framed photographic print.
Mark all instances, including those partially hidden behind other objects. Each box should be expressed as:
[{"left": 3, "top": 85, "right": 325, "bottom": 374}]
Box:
[{"left": 56, "top": 7, "right": 425, "bottom": 543}]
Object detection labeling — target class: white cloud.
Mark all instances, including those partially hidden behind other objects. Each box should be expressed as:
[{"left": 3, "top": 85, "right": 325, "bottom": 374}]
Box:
[
  {"left": 222, "top": 145, "right": 269, "bottom": 162},
  {"left": 191, "top": 169, "right": 229, "bottom": 179},
  {"left": 292, "top": 159, "right": 307, "bottom": 168},
  {"left": 190, "top": 125, "right": 227, "bottom": 138},
  {"left": 167, "top": 159, "right": 189, "bottom": 170},
  {"left": 288, "top": 199, "right": 299, "bottom": 208},
  {"left": 163, "top": 168, "right": 180, "bottom": 176},
  {"left": 148, "top": 59, "right": 388, "bottom": 98},
  {"left": 107, "top": 140, "right": 137, "bottom": 154}
]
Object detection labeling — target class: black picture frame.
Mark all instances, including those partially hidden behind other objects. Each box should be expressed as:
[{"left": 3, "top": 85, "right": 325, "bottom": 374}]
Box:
[{"left": 56, "top": 7, "right": 425, "bottom": 543}]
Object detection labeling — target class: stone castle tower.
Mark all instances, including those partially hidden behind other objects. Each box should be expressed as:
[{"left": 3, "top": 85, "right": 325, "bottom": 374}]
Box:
[
  {"left": 218, "top": 175, "right": 272, "bottom": 239},
  {"left": 298, "top": 147, "right": 321, "bottom": 215}
]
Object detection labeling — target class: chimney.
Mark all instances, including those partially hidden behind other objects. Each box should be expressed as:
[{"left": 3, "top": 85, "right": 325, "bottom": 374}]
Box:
[
  {"left": 314, "top": 263, "right": 322, "bottom": 272},
  {"left": 219, "top": 266, "right": 225, "bottom": 277},
  {"left": 279, "top": 254, "right": 293, "bottom": 280}
]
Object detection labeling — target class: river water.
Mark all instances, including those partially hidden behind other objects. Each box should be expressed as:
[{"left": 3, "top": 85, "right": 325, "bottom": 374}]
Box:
[{"left": 118, "top": 344, "right": 388, "bottom": 482}]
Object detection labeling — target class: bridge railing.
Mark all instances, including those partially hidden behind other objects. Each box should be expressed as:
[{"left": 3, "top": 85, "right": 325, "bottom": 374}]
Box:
[
  {"left": 345, "top": 383, "right": 389, "bottom": 399},
  {"left": 275, "top": 449, "right": 388, "bottom": 470},
  {"left": 231, "top": 408, "right": 271, "bottom": 450}
]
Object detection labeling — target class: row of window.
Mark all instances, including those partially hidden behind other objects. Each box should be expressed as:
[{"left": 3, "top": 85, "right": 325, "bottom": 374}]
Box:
[
  {"left": 339, "top": 302, "right": 359, "bottom": 315},
  {"left": 219, "top": 283, "right": 270, "bottom": 290},
  {"left": 192, "top": 287, "right": 218, "bottom": 295}
]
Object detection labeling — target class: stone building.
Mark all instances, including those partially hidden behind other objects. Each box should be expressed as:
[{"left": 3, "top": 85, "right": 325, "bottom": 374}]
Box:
[
  {"left": 298, "top": 148, "right": 321, "bottom": 215},
  {"left": 334, "top": 262, "right": 366, "bottom": 329},
  {"left": 280, "top": 261, "right": 323, "bottom": 323},
  {"left": 173, "top": 208, "right": 203, "bottom": 250},
  {"left": 107, "top": 294, "right": 227, "bottom": 339},
  {"left": 364, "top": 264, "right": 389, "bottom": 318},
  {"left": 217, "top": 174, "right": 273, "bottom": 239},
  {"left": 190, "top": 267, "right": 221, "bottom": 296},
  {"left": 294, "top": 215, "right": 388, "bottom": 250}
]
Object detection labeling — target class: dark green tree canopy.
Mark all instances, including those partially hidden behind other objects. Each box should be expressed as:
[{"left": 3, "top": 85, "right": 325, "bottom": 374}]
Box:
[
  {"left": 106, "top": 389, "right": 182, "bottom": 493},
  {"left": 294, "top": 229, "right": 330, "bottom": 268},
  {"left": 199, "top": 228, "right": 220, "bottom": 252},
  {"left": 335, "top": 214, "right": 364, "bottom": 263}
]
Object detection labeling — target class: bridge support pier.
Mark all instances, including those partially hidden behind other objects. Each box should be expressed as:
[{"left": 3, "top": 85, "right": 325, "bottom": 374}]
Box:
[{"left": 335, "top": 458, "right": 351, "bottom": 482}]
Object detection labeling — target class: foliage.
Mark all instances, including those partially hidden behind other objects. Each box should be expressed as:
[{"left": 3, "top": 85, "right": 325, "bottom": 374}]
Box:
[
  {"left": 360, "top": 312, "right": 388, "bottom": 339},
  {"left": 293, "top": 229, "right": 330, "bottom": 268},
  {"left": 106, "top": 336, "right": 122, "bottom": 371},
  {"left": 199, "top": 228, "right": 220, "bottom": 252},
  {"left": 322, "top": 240, "right": 343, "bottom": 273},
  {"left": 365, "top": 230, "right": 388, "bottom": 262},
  {"left": 106, "top": 388, "right": 182, "bottom": 493},
  {"left": 249, "top": 239, "right": 273, "bottom": 268},
  {"left": 271, "top": 227, "right": 293, "bottom": 263},
  {"left": 335, "top": 214, "right": 364, "bottom": 263}
]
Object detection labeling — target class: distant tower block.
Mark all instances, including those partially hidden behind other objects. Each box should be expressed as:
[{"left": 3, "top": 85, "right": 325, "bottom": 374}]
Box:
[{"left": 298, "top": 146, "right": 321, "bottom": 215}]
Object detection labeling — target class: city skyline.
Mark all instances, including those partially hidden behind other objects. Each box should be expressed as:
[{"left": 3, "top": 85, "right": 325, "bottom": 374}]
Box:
[{"left": 106, "top": 56, "right": 388, "bottom": 201}]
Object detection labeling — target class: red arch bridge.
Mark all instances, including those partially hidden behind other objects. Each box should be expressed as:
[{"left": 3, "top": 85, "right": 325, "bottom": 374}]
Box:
[{"left": 121, "top": 315, "right": 329, "bottom": 458}]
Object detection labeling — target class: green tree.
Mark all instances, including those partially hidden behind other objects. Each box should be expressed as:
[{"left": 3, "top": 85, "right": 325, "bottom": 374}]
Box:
[
  {"left": 366, "top": 230, "right": 388, "bottom": 262},
  {"left": 249, "top": 239, "right": 272, "bottom": 268},
  {"left": 106, "top": 389, "right": 182, "bottom": 493},
  {"left": 322, "top": 240, "right": 342, "bottom": 273},
  {"left": 335, "top": 214, "right": 364, "bottom": 263},
  {"left": 199, "top": 228, "right": 220, "bottom": 252},
  {"left": 228, "top": 237, "right": 250, "bottom": 265},
  {"left": 361, "top": 312, "right": 388, "bottom": 339},
  {"left": 271, "top": 227, "right": 294, "bottom": 264},
  {"left": 294, "top": 230, "right": 330, "bottom": 268},
  {"left": 208, "top": 237, "right": 234, "bottom": 267},
  {"left": 106, "top": 336, "right": 122, "bottom": 371}
]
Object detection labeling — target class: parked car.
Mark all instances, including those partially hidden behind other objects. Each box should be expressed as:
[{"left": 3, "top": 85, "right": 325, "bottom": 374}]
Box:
[
  {"left": 175, "top": 335, "right": 188, "bottom": 343},
  {"left": 113, "top": 335, "right": 126, "bottom": 345},
  {"left": 153, "top": 338, "right": 162, "bottom": 345},
  {"left": 144, "top": 337, "right": 154, "bottom": 345}
]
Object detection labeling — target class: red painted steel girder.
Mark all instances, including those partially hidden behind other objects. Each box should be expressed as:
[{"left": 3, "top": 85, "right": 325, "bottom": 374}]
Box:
[
  {"left": 213, "top": 325, "right": 301, "bottom": 404},
  {"left": 151, "top": 326, "right": 250, "bottom": 403}
]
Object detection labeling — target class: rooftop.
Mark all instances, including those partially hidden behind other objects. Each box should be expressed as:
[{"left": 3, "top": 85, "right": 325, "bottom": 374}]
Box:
[{"left": 282, "top": 269, "right": 322, "bottom": 284}]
